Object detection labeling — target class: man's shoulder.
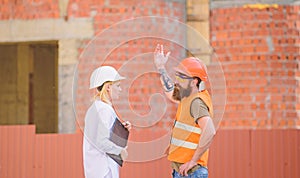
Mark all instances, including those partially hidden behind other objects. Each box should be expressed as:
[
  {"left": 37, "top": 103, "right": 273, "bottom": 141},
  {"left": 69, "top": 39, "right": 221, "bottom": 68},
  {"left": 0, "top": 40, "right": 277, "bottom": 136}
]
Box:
[{"left": 191, "top": 97, "right": 208, "bottom": 108}]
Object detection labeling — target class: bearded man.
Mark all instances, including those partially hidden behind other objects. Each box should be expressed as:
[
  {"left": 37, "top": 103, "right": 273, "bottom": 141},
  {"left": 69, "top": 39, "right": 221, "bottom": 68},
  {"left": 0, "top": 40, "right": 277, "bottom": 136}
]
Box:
[{"left": 154, "top": 44, "right": 216, "bottom": 178}]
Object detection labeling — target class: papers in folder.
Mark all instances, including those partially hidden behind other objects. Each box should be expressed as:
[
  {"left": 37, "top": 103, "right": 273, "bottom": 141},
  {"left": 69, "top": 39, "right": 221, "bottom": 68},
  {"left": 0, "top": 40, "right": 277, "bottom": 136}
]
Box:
[{"left": 107, "top": 118, "right": 129, "bottom": 166}]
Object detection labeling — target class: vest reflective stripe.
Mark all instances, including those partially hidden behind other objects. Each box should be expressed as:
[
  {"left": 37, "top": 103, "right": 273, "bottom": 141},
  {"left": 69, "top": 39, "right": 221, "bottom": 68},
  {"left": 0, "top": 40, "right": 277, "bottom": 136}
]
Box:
[
  {"left": 171, "top": 137, "right": 198, "bottom": 149},
  {"left": 171, "top": 127, "right": 200, "bottom": 143},
  {"left": 174, "top": 121, "right": 201, "bottom": 134}
]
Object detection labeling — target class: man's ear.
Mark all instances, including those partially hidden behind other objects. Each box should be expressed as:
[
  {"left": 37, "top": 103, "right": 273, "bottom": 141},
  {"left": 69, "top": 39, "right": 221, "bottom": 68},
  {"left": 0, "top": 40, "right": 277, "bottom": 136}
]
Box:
[{"left": 191, "top": 78, "right": 197, "bottom": 87}]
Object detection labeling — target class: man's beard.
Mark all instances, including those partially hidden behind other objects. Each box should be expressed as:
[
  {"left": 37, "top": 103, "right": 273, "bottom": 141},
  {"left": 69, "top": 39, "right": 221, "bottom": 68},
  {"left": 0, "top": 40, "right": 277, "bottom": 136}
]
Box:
[{"left": 172, "top": 83, "right": 192, "bottom": 101}]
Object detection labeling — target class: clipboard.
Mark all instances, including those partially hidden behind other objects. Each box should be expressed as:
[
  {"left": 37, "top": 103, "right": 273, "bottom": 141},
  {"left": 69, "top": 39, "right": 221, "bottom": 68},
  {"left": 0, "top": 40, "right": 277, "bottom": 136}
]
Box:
[{"left": 107, "top": 118, "right": 129, "bottom": 166}]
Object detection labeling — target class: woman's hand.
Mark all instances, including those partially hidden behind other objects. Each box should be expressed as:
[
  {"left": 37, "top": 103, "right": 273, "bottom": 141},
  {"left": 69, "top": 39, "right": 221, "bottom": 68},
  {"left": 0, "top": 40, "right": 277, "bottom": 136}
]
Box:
[
  {"left": 123, "top": 121, "right": 131, "bottom": 130},
  {"left": 120, "top": 147, "right": 128, "bottom": 160}
]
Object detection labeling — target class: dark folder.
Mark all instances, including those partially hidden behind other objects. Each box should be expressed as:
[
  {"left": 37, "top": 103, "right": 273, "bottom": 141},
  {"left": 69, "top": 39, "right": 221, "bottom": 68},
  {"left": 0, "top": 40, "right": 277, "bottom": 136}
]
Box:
[{"left": 107, "top": 118, "right": 129, "bottom": 166}]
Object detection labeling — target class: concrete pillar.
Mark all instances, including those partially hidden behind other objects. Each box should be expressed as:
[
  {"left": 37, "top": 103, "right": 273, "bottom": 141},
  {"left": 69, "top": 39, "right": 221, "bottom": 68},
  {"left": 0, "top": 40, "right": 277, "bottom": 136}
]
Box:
[{"left": 186, "top": 0, "right": 211, "bottom": 64}]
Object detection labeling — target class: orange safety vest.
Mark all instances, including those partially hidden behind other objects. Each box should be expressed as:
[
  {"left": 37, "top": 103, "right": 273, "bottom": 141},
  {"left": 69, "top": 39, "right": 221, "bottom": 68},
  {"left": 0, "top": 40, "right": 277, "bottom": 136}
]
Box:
[{"left": 167, "top": 90, "right": 213, "bottom": 167}]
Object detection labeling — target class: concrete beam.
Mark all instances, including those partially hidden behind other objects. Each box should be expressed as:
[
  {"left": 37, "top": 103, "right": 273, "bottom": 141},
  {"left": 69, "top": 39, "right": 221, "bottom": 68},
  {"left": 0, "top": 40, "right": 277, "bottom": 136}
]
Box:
[{"left": 0, "top": 18, "right": 94, "bottom": 42}]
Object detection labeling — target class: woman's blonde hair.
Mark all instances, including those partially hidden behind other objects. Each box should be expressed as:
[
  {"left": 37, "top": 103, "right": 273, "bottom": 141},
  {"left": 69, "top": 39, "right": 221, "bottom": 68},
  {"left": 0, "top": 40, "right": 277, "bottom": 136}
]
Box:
[{"left": 95, "top": 81, "right": 113, "bottom": 105}]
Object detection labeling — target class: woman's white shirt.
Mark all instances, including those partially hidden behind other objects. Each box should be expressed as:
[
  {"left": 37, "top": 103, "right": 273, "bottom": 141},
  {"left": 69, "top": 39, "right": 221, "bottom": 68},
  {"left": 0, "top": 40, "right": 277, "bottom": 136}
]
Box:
[{"left": 83, "top": 100, "right": 123, "bottom": 178}]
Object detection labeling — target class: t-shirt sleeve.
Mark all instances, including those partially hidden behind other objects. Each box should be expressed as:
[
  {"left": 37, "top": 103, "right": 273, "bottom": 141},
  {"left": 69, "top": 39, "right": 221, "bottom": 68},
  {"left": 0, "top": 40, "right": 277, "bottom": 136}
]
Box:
[{"left": 190, "top": 98, "right": 210, "bottom": 123}]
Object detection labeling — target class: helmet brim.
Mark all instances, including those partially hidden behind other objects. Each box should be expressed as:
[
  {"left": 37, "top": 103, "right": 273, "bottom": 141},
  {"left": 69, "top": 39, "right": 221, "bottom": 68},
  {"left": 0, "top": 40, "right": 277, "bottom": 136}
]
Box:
[
  {"left": 89, "top": 75, "right": 126, "bottom": 89},
  {"left": 173, "top": 66, "right": 192, "bottom": 77}
]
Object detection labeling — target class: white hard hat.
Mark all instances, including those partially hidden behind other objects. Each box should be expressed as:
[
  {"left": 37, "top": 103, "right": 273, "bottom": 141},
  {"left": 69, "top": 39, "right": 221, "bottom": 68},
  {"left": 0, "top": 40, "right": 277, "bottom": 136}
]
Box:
[{"left": 89, "top": 66, "right": 125, "bottom": 89}]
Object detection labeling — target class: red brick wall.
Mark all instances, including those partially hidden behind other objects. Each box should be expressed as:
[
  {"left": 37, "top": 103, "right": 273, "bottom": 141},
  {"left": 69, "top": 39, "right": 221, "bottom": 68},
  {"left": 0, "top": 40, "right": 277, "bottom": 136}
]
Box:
[
  {"left": 1, "top": 1, "right": 298, "bottom": 130},
  {"left": 0, "top": 0, "right": 60, "bottom": 19},
  {"left": 210, "top": 5, "right": 300, "bottom": 128}
]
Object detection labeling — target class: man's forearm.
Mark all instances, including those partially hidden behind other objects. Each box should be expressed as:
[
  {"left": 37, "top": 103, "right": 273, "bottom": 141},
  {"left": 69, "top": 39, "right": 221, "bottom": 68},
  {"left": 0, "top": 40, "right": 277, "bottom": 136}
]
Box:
[
  {"left": 158, "top": 68, "right": 174, "bottom": 92},
  {"left": 191, "top": 117, "right": 216, "bottom": 163},
  {"left": 191, "top": 136, "right": 214, "bottom": 163}
]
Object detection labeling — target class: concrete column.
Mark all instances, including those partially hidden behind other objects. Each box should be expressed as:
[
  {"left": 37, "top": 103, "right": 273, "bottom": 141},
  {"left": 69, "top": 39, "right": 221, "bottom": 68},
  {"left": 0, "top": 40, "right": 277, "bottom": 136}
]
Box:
[
  {"left": 58, "top": 39, "right": 81, "bottom": 133},
  {"left": 186, "top": 0, "right": 211, "bottom": 64}
]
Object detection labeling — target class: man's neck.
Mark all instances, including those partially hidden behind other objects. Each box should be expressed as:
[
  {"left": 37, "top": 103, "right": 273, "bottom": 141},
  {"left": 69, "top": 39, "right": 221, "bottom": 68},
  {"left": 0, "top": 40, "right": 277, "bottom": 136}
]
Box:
[{"left": 191, "top": 87, "right": 199, "bottom": 94}]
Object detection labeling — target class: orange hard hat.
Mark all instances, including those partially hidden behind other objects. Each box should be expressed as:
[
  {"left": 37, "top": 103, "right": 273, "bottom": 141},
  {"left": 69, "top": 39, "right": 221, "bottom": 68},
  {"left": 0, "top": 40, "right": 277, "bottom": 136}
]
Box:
[{"left": 174, "top": 57, "right": 208, "bottom": 81}]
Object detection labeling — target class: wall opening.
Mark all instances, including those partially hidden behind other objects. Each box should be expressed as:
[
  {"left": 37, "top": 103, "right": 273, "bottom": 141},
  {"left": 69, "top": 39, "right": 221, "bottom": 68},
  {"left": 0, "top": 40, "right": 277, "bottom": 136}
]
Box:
[{"left": 0, "top": 42, "right": 58, "bottom": 133}]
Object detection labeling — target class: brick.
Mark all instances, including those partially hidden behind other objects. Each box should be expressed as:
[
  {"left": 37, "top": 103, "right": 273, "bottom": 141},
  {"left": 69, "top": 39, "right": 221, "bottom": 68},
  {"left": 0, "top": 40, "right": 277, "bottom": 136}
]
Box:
[
  {"left": 287, "top": 119, "right": 296, "bottom": 127},
  {"left": 272, "top": 13, "right": 285, "bottom": 20},
  {"left": 256, "top": 13, "right": 270, "bottom": 20},
  {"left": 216, "top": 32, "right": 228, "bottom": 40},
  {"left": 255, "top": 46, "right": 269, "bottom": 53},
  {"left": 286, "top": 112, "right": 297, "bottom": 118},
  {"left": 256, "top": 29, "right": 269, "bottom": 36},
  {"left": 251, "top": 120, "right": 258, "bottom": 127},
  {"left": 270, "top": 29, "right": 285, "bottom": 36},
  {"left": 259, "top": 103, "right": 265, "bottom": 110}
]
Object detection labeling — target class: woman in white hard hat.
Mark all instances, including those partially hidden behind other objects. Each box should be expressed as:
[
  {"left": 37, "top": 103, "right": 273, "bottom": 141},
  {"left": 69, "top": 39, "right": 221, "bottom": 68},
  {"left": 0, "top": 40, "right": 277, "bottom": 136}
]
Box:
[{"left": 83, "top": 66, "right": 131, "bottom": 178}]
